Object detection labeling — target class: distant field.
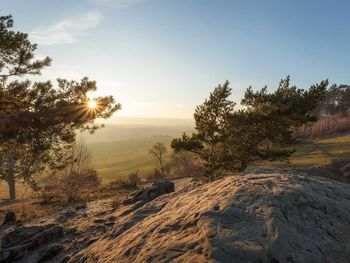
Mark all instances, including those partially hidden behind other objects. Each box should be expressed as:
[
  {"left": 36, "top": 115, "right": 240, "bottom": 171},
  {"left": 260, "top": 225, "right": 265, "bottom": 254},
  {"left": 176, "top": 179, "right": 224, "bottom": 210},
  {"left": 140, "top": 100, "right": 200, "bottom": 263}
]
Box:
[
  {"left": 90, "top": 136, "right": 174, "bottom": 182},
  {"left": 92, "top": 132, "right": 350, "bottom": 182},
  {"left": 258, "top": 133, "right": 350, "bottom": 168},
  {"left": 291, "top": 133, "right": 350, "bottom": 166},
  {"left": 1, "top": 133, "right": 350, "bottom": 199}
]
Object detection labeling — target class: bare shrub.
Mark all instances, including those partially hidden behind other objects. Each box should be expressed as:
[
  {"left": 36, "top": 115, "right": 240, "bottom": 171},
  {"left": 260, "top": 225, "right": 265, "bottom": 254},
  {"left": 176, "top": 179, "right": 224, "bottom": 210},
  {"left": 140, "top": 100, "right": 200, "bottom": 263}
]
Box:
[
  {"left": 42, "top": 141, "right": 101, "bottom": 202},
  {"left": 149, "top": 142, "right": 167, "bottom": 176},
  {"left": 145, "top": 168, "right": 164, "bottom": 182},
  {"left": 295, "top": 113, "right": 350, "bottom": 138},
  {"left": 127, "top": 171, "right": 141, "bottom": 187},
  {"left": 169, "top": 151, "right": 203, "bottom": 179}
]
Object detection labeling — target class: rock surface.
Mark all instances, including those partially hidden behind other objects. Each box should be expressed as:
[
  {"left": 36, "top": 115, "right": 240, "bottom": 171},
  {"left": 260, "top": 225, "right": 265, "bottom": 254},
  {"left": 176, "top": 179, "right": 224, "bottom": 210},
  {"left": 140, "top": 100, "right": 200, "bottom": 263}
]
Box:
[
  {"left": 79, "top": 173, "right": 350, "bottom": 263},
  {"left": 1, "top": 211, "right": 16, "bottom": 226},
  {"left": 1, "top": 173, "right": 350, "bottom": 263},
  {"left": 0, "top": 223, "right": 64, "bottom": 262},
  {"left": 123, "top": 180, "right": 175, "bottom": 204}
]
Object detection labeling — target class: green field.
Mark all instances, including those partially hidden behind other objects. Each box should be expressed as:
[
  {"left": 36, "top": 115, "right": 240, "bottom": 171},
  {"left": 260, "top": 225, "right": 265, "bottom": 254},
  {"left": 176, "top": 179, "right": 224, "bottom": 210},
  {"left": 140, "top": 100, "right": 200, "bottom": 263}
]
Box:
[
  {"left": 257, "top": 133, "right": 350, "bottom": 168},
  {"left": 2, "top": 133, "right": 350, "bottom": 199},
  {"left": 91, "top": 133, "right": 350, "bottom": 182},
  {"left": 90, "top": 136, "right": 173, "bottom": 182},
  {"left": 291, "top": 133, "right": 350, "bottom": 165}
]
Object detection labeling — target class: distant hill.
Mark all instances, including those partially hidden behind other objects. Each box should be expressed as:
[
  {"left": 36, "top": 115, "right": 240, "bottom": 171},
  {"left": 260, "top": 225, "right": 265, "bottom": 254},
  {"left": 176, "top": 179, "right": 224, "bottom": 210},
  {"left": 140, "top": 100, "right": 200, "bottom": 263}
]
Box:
[
  {"left": 80, "top": 117, "right": 194, "bottom": 143},
  {"left": 80, "top": 119, "right": 194, "bottom": 182}
]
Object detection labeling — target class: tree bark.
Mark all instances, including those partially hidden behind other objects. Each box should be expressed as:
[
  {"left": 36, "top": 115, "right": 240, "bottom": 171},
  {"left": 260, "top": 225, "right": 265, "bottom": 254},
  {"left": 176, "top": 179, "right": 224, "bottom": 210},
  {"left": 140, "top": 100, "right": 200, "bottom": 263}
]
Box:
[
  {"left": 7, "top": 171, "right": 16, "bottom": 200},
  {"left": 6, "top": 152, "right": 17, "bottom": 200},
  {"left": 239, "top": 159, "right": 249, "bottom": 172}
]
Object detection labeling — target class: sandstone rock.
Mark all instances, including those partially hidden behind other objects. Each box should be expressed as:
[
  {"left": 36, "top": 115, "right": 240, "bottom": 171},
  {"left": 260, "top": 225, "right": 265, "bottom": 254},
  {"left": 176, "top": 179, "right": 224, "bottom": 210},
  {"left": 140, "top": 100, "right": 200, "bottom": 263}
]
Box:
[
  {"left": 2, "top": 211, "right": 16, "bottom": 226},
  {"left": 81, "top": 173, "right": 350, "bottom": 263},
  {"left": 1, "top": 224, "right": 54, "bottom": 248},
  {"left": 340, "top": 162, "right": 350, "bottom": 177},
  {"left": 58, "top": 210, "right": 76, "bottom": 222},
  {"left": 0, "top": 224, "right": 64, "bottom": 262},
  {"left": 93, "top": 218, "right": 105, "bottom": 224},
  {"left": 37, "top": 243, "right": 64, "bottom": 262},
  {"left": 75, "top": 203, "right": 87, "bottom": 210},
  {"left": 123, "top": 180, "right": 175, "bottom": 205}
]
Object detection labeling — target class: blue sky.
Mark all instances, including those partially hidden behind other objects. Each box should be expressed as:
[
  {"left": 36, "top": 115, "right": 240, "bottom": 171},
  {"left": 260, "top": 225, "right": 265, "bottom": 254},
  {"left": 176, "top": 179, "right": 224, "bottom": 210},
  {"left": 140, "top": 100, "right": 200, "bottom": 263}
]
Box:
[{"left": 2, "top": 0, "right": 350, "bottom": 119}]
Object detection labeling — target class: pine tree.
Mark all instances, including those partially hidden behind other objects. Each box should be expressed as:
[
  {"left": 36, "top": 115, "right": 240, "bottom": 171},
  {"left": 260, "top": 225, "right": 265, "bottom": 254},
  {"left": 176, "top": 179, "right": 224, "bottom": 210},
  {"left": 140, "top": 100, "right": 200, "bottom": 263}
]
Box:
[
  {"left": 172, "top": 77, "right": 328, "bottom": 181},
  {"left": 0, "top": 15, "right": 120, "bottom": 199}
]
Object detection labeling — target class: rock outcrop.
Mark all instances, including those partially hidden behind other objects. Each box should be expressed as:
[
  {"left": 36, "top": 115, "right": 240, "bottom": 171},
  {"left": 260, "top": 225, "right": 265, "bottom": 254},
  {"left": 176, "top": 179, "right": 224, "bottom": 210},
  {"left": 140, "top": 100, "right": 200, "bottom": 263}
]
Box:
[
  {"left": 1, "top": 211, "right": 16, "bottom": 226},
  {"left": 80, "top": 173, "right": 350, "bottom": 263},
  {"left": 1, "top": 173, "right": 350, "bottom": 263},
  {"left": 123, "top": 180, "right": 175, "bottom": 205},
  {"left": 0, "top": 223, "right": 64, "bottom": 262}
]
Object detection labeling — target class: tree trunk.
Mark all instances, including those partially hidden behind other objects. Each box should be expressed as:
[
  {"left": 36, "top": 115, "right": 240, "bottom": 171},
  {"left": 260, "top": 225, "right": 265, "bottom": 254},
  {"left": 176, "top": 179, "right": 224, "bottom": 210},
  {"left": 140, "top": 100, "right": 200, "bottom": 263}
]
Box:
[
  {"left": 6, "top": 152, "right": 17, "bottom": 200},
  {"left": 239, "top": 159, "right": 249, "bottom": 172},
  {"left": 7, "top": 171, "right": 16, "bottom": 199}
]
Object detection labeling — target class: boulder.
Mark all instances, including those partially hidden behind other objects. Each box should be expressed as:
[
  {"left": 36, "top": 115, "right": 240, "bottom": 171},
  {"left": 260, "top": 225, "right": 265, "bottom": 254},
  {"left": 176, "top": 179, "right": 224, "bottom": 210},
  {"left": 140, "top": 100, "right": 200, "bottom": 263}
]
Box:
[
  {"left": 123, "top": 180, "right": 175, "bottom": 205},
  {"left": 340, "top": 162, "right": 350, "bottom": 177},
  {"left": 81, "top": 173, "right": 350, "bottom": 263},
  {"left": 37, "top": 243, "right": 64, "bottom": 262},
  {"left": 2, "top": 211, "right": 16, "bottom": 225},
  {"left": 0, "top": 224, "right": 64, "bottom": 262}
]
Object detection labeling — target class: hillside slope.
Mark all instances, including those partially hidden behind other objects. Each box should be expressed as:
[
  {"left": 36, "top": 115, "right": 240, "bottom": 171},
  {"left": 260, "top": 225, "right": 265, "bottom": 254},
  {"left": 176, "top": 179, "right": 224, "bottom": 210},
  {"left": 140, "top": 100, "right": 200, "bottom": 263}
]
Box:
[
  {"left": 79, "top": 172, "right": 350, "bottom": 263},
  {"left": 1, "top": 172, "right": 350, "bottom": 263},
  {"left": 90, "top": 137, "right": 173, "bottom": 181}
]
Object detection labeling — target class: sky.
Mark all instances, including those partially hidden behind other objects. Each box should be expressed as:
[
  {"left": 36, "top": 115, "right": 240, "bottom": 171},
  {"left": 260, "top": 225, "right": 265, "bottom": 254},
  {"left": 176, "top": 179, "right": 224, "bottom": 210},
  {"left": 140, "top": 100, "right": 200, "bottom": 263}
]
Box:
[{"left": 2, "top": 0, "right": 350, "bottom": 120}]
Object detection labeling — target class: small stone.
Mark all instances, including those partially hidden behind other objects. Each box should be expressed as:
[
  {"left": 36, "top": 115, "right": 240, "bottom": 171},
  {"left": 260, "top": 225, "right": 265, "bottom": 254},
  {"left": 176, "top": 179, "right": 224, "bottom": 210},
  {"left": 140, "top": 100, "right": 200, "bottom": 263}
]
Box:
[{"left": 93, "top": 218, "right": 105, "bottom": 224}]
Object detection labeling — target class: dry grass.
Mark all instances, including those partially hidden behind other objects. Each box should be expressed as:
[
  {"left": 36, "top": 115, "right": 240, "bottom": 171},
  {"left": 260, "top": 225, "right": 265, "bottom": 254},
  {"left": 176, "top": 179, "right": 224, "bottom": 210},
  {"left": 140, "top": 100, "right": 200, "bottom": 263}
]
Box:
[
  {"left": 257, "top": 133, "right": 350, "bottom": 169},
  {"left": 0, "top": 198, "right": 63, "bottom": 223},
  {"left": 295, "top": 114, "right": 350, "bottom": 138}
]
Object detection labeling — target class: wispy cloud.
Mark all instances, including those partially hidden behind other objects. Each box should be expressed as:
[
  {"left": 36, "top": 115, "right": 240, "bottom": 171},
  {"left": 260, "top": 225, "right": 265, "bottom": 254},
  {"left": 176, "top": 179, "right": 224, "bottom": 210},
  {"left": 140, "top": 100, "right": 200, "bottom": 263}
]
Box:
[
  {"left": 89, "top": 0, "right": 142, "bottom": 8},
  {"left": 30, "top": 11, "right": 103, "bottom": 45}
]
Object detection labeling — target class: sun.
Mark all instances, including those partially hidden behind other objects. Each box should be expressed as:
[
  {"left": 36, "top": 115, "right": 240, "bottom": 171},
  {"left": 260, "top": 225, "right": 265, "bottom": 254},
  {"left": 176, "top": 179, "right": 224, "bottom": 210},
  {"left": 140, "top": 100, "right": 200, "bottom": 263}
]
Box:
[{"left": 88, "top": 100, "right": 97, "bottom": 109}]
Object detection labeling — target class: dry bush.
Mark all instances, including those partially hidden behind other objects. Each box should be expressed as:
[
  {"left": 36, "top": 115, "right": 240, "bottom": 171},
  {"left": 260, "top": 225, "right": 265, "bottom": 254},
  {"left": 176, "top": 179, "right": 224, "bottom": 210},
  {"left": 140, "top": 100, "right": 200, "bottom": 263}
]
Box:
[
  {"left": 97, "top": 179, "right": 138, "bottom": 201},
  {"left": 145, "top": 168, "right": 164, "bottom": 182},
  {"left": 169, "top": 151, "right": 204, "bottom": 179},
  {"left": 127, "top": 171, "right": 141, "bottom": 187},
  {"left": 42, "top": 141, "right": 101, "bottom": 202},
  {"left": 295, "top": 113, "right": 350, "bottom": 138},
  {"left": 43, "top": 169, "right": 101, "bottom": 202}
]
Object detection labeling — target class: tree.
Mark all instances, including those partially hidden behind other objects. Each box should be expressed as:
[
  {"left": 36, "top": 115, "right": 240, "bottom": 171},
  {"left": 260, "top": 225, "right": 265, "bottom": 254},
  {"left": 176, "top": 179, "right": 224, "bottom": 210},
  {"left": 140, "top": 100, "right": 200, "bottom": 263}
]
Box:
[
  {"left": 171, "top": 81, "right": 236, "bottom": 180},
  {"left": 0, "top": 15, "right": 120, "bottom": 199},
  {"left": 149, "top": 142, "right": 167, "bottom": 176},
  {"left": 43, "top": 140, "right": 101, "bottom": 202},
  {"left": 313, "top": 84, "right": 350, "bottom": 117},
  {"left": 172, "top": 77, "right": 328, "bottom": 181}
]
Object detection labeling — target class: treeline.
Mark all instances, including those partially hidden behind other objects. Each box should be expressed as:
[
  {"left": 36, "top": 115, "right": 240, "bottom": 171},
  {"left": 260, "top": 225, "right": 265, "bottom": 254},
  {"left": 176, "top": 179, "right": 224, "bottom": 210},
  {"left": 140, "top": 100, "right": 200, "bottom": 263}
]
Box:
[{"left": 296, "top": 85, "right": 350, "bottom": 138}]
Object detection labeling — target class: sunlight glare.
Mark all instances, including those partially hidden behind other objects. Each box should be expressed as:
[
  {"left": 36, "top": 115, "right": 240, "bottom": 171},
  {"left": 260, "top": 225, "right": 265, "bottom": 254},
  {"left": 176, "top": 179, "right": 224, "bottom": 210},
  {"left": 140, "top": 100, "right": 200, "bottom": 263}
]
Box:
[{"left": 88, "top": 100, "right": 97, "bottom": 109}]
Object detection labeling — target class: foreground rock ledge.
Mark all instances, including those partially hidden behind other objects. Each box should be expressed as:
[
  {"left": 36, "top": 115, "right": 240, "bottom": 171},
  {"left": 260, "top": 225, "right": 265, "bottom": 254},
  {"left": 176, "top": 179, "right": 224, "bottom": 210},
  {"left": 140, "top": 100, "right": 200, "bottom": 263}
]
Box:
[{"left": 78, "top": 173, "right": 350, "bottom": 263}]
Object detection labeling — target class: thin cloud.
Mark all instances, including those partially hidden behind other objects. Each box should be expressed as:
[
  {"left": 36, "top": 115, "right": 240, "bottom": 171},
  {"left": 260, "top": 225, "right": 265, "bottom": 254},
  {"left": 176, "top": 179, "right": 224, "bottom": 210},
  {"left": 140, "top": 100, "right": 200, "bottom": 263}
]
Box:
[
  {"left": 89, "top": 0, "right": 142, "bottom": 8},
  {"left": 30, "top": 11, "right": 103, "bottom": 45}
]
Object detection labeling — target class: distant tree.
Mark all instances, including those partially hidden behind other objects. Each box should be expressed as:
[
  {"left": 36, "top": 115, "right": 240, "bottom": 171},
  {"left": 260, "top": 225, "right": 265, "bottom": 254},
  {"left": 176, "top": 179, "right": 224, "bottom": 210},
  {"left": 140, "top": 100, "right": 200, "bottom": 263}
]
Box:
[
  {"left": 0, "top": 15, "right": 120, "bottom": 199},
  {"left": 172, "top": 77, "right": 328, "bottom": 181},
  {"left": 42, "top": 140, "right": 101, "bottom": 202},
  {"left": 149, "top": 142, "right": 167, "bottom": 176},
  {"left": 313, "top": 84, "right": 350, "bottom": 116}
]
